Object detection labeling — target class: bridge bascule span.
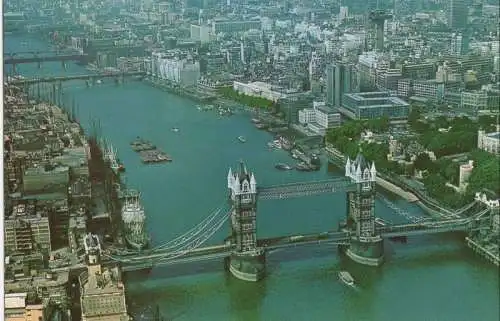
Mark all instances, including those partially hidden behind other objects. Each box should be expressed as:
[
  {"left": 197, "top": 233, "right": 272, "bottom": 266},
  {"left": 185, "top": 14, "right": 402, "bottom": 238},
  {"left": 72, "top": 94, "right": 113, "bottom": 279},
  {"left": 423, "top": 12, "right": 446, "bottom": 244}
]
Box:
[{"left": 95, "top": 153, "right": 494, "bottom": 281}]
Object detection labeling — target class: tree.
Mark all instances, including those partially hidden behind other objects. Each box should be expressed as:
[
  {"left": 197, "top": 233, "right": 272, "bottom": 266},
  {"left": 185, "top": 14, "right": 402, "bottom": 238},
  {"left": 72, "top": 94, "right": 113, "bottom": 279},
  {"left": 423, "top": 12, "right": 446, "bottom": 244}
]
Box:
[
  {"left": 414, "top": 153, "right": 433, "bottom": 171},
  {"left": 408, "top": 105, "right": 421, "bottom": 128}
]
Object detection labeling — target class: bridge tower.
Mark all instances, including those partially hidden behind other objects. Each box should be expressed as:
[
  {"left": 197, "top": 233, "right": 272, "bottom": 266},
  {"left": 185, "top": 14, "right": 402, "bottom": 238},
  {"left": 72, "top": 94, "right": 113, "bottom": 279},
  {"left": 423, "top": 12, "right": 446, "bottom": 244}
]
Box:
[
  {"left": 344, "top": 152, "right": 384, "bottom": 266},
  {"left": 227, "top": 162, "right": 266, "bottom": 282}
]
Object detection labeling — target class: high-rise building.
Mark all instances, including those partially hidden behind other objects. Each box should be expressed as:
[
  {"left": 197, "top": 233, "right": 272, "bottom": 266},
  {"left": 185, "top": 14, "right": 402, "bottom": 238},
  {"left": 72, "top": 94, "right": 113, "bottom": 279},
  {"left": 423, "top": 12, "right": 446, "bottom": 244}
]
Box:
[
  {"left": 448, "top": 0, "right": 468, "bottom": 30},
  {"left": 326, "top": 62, "right": 357, "bottom": 107}
]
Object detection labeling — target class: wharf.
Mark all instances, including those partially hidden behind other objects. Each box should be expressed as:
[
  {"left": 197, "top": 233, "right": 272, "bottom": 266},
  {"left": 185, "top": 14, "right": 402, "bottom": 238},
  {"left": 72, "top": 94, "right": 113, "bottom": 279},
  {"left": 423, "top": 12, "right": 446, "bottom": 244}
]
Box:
[
  {"left": 139, "top": 150, "right": 172, "bottom": 163},
  {"left": 465, "top": 237, "right": 500, "bottom": 266}
]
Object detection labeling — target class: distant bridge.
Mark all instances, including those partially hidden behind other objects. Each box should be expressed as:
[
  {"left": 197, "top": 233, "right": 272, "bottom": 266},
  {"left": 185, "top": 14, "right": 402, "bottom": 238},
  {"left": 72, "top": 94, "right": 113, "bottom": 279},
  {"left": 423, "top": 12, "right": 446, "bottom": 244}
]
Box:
[
  {"left": 4, "top": 54, "right": 88, "bottom": 65},
  {"left": 8, "top": 72, "right": 146, "bottom": 85}
]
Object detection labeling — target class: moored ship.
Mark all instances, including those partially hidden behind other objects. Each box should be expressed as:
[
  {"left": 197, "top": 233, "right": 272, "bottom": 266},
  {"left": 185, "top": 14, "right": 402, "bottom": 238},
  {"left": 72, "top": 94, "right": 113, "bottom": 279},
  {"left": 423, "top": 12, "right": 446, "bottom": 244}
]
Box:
[
  {"left": 121, "top": 190, "right": 149, "bottom": 250},
  {"left": 102, "top": 140, "right": 125, "bottom": 173}
]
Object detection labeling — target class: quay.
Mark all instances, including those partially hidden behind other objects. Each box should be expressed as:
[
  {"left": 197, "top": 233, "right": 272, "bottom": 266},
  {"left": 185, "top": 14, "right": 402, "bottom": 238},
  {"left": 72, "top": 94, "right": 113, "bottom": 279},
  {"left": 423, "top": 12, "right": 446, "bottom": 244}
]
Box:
[
  {"left": 3, "top": 83, "right": 133, "bottom": 320},
  {"left": 145, "top": 77, "right": 217, "bottom": 103},
  {"left": 465, "top": 237, "right": 500, "bottom": 266}
]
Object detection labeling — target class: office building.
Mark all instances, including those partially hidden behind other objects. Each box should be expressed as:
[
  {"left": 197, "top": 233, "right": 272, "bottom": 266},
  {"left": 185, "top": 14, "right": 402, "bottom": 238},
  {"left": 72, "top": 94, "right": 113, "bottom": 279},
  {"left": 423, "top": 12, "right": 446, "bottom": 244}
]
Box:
[
  {"left": 4, "top": 293, "right": 45, "bottom": 321},
  {"left": 448, "top": 0, "right": 468, "bottom": 30},
  {"left": 341, "top": 91, "right": 410, "bottom": 120},
  {"left": 298, "top": 102, "right": 341, "bottom": 135},
  {"left": 211, "top": 19, "right": 261, "bottom": 34},
  {"left": 326, "top": 62, "right": 357, "bottom": 108}
]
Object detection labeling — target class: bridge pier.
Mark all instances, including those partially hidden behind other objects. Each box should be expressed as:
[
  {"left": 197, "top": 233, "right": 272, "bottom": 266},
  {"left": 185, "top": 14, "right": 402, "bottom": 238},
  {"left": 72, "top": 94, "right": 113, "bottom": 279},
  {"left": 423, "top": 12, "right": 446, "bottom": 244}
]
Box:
[
  {"left": 227, "top": 162, "right": 266, "bottom": 282},
  {"left": 346, "top": 236, "right": 384, "bottom": 266},
  {"left": 344, "top": 152, "right": 385, "bottom": 266},
  {"left": 228, "top": 250, "right": 266, "bottom": 282}
]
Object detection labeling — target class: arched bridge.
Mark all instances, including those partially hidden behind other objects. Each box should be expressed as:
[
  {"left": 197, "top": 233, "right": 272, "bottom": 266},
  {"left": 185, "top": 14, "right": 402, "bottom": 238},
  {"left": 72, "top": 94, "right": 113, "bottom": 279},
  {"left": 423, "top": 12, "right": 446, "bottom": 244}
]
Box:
[{"left": 97, "top": 158, "right": 494, "bottom": 281}]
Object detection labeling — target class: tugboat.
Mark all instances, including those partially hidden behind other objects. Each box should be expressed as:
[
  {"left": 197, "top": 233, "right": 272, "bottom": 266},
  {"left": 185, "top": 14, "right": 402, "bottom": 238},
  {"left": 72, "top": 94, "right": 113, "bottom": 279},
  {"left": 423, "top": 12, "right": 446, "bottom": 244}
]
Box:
[
  {"left": 339, "top": 271, "right": 355, "bottom": 287},
  {"left": 238, "top": 136, "right": 246, "bottom": 143},
  {"left": 275, "top": 163, "right": 293, "bottom": 171}
]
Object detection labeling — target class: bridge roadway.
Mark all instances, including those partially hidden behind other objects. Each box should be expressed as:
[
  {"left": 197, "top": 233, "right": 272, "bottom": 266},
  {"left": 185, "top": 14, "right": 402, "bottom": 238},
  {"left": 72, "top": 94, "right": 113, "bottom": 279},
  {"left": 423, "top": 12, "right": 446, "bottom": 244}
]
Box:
[
  {"left": 4, "top": 54, "right": 88, "bottom": 65},
  {"left": 109, "top": 231, "right": 352, "bottom": 271},
  {"left": 102, "top": 213, "right": 491, "bottom": 272},
  {"left": 257, "top": 177, "right": 355, "bottom": 200},
  {"left": 377, "top": 212, "right": 490, "bottom": 238},
  {"left": 8, "top": 72, "right": 146, "bottom": 85}
]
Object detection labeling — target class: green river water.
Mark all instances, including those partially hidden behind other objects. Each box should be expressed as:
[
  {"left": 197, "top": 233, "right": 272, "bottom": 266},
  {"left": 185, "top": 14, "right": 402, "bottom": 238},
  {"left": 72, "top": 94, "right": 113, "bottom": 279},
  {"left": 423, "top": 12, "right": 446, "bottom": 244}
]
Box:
[{"left": 5, "top": 35, "right": 499, "bottom": 321}]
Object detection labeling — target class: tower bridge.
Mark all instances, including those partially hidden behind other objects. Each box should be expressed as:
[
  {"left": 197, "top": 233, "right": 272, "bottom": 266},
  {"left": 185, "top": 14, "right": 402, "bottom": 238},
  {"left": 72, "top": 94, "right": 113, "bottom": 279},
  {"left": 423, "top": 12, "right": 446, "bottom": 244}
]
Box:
[{"left": 91, "top": 152, "right": 494, "bottom": 281}]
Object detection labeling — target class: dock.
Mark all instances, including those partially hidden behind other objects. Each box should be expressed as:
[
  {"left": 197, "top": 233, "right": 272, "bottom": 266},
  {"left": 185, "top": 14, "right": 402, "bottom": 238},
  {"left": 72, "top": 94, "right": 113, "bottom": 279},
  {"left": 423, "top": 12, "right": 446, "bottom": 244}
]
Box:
[
  {"left": 465, "top": 237, "right": 500, "bottom": 266},
  {"left": 139, "top": 150, "right": 172, "bottom": 163}
]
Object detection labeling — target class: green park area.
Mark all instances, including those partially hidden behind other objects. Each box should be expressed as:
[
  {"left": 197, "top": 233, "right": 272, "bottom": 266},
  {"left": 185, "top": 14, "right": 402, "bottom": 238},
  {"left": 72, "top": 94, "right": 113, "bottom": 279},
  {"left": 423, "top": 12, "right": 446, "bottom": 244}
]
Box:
[
  {"left": 326, "top": 108, "right": 499, "bottom": 208},
  {"left": 218, "top": 87, "right": 275, "bottom": 109}
]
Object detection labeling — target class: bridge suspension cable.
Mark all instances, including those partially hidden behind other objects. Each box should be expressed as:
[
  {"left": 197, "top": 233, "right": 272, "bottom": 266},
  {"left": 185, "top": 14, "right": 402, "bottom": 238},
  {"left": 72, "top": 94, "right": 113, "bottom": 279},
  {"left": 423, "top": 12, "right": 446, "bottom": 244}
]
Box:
[
  {"left": 105, "top": 208, "right": 231, "bottom": 263},
  {"left": 150, "top": 204, "right": 230, "bottom": 252},
  {"left": 453, "top": 201, "right": 479, "bottom": 216},
  {"left": 151, "top": 212, "right": 232, "bottom": 264},
  {"left": 377, "top": 193, "right": 433, "bottom": 223},
  {"left": 111, "top": 204, "right": 230, "bottom": 255}
]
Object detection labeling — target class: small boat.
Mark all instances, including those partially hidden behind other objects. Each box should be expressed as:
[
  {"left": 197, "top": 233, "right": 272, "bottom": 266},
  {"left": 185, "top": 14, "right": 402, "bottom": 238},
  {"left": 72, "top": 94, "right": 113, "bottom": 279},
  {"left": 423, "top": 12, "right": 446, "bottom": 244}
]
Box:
[
  {"left": 96, "top": 80, "right": 102, "bottom": 84},
  {"left": 339, "top": 271, "right": 355, "bottom": 287},
  {"left": 238, "top": 136, "right": 246, "bottom": 143},
  {"left": 267, "top": 142, "right": 275, "bottom": 148},
  {"left": 296, "top": 162, "right": 313, "bottom": 172},
  {"left": 251, "top": 118, "right": 261, "bottom": 124},
  {"left": 291, "top": 151, "right": 300, "bottom": 159},
  {"left": 171, "top": 127, "right": 180, "bottom": 132},
  {"left": 275, "top": 163, "right": 293, "bottom": 171}
]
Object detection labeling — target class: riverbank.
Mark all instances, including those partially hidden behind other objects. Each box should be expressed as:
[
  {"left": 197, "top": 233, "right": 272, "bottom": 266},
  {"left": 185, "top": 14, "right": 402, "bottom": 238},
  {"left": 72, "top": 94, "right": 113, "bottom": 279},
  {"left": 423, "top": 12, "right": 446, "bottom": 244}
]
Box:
[
  {"left": 324, "top": 145, "right": 456, "bottom": 216},
  {"left": 144, "top": 77, "right": 216, "bottom": 103}
]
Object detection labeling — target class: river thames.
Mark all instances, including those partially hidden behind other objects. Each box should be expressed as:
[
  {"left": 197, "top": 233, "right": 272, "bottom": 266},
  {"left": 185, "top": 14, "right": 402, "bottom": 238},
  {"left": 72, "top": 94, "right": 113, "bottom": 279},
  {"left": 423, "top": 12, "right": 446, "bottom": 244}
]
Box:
[{"left": 4, "top": 35, "right": 499, "bottom": 321}]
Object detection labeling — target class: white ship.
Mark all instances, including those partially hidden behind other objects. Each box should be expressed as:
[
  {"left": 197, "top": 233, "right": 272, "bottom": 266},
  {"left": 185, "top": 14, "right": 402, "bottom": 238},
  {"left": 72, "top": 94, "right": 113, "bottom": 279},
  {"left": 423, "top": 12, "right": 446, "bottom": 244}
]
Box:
[{"left": 121, "top": 190, "right": 149, "bottom": 250}]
